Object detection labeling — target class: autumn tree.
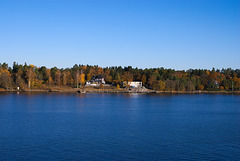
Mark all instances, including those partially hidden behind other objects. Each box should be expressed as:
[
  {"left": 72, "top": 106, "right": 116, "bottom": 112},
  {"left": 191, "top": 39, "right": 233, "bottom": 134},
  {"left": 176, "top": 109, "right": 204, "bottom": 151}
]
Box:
[
  {"left": 55, "top": 70, "right": 62, "bottom": 86},
  {"left": 25, "top": 65, "right": 36, "bottom": 89},
  {"left": 165, "top": 80, "right": 176, "bottom": 91},
  {"left": 219, "top": 86, "right": 224, "bottom": 90},
  {"left": 197, "top": 84, "right": 204, "bottom": 91},
  {"left": 86, "top": 68, "right": 94, "bottom": 81},
  {"left": 122, "top": 72, "right": 133, "bottom": 82},
  {"left": 15, "top": 68, "right": 25, "bottom": 89},
  {"left": 153, "top": 80, "right": 165, "bottom": 91},
  {"left": 79, "top": 73, "right": 85, "bottom": 87},
  {"left": 142, "top": 75, "right": 147, "bottom": 86},
  {"left": 66, "top": 70, "right": 73, "bottom": 86},
  {"left": 104, "top": 69, "right": 113, "bottom": 83},
  {"left": 186, "top": 80, "right": 195, "bottom": 91},
  {"left": 33, "top": 79, "right": 43, "bottom": 88},
  {"left": 112, "top": 72, "right": 121, "bottom": 85},
  {"left": 148, "top": 75, "right": 157, "bottom": 87},
  {"left": 74, "top": 69, "right": 80, "bottom": 88},
  {"left": 0, "top": 68, "right": 11, "bottom": 89},
  {"left": 62, "top": 70, "right": 67, "bottom": 87},
  {"left": 116, "top": 84, "right": 120, "bottom": 89},
  {"left": 46, "top": 69, "right": 53, "bottom": 86},
  {"left": 50, "top": 67, "right": 58, "bottom": 83}
]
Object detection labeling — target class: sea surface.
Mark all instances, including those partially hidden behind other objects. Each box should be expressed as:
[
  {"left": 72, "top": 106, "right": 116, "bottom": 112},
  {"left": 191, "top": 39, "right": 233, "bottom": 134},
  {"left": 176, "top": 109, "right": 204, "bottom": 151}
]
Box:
[{"left": 0, "top": 93, "right": 239, "bottom": 161}]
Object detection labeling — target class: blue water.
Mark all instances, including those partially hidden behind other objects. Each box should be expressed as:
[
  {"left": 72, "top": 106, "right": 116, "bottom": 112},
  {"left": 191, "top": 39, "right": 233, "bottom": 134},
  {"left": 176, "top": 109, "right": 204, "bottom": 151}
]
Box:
[{"left": 0, "top": 93, "right": 239, "bottom": 160}]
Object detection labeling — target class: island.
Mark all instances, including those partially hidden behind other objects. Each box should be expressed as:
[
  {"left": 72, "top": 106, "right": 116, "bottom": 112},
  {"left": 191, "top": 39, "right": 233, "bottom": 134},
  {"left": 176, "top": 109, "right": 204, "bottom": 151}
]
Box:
[{"left": 0, "top": 62, "right": 239, "bottom": 94}]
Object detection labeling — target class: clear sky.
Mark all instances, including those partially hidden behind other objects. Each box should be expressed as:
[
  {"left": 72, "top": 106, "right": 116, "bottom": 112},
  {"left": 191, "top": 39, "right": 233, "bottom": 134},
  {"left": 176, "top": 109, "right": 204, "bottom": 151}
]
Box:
[{"left": 0, "top": 0, "right": 239, "bottom": 70}]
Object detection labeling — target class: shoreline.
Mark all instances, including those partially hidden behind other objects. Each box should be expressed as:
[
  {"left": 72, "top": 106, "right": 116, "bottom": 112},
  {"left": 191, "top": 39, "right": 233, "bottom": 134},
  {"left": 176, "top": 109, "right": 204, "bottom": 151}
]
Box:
[{"left": 0, "top": 88, "right": 239, "bottom": 95}]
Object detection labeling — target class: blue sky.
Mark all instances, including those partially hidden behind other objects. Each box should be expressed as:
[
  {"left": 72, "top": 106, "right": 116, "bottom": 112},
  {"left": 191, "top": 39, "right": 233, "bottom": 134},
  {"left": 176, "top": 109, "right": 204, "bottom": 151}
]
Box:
[{"left": 0, "top": 0, "right": 239, "bottom": 70}]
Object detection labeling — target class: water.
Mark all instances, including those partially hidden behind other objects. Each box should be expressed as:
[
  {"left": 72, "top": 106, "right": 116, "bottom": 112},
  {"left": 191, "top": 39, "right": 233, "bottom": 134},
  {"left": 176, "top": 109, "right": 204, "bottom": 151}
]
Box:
[{"left": 0, "top": 93, "right": 239, "bottom": 160}]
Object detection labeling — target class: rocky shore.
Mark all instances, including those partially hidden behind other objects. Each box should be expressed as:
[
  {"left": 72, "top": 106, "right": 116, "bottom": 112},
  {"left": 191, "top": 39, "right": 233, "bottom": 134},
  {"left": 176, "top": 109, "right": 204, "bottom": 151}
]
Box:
[{"left": 1, "top": 87, "right": 239, "bottom": 94}]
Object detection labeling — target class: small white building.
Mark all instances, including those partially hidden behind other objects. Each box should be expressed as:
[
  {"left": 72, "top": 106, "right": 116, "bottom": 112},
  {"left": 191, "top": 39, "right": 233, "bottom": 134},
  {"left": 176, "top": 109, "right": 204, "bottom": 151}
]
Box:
[{"left": 122, "top": 81, "right": 142, "bottom": 88}]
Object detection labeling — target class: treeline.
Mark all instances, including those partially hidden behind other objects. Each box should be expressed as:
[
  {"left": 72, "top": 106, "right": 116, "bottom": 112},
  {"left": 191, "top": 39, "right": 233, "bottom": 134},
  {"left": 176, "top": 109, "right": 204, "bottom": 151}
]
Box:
[{"left": 0, "top": 62, "right": 240, "bottom": 91}]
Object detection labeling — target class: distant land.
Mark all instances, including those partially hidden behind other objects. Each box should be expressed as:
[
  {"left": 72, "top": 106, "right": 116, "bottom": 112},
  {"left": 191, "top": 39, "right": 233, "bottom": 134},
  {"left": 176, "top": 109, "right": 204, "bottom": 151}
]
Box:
[{"left": 0, "top": 62, "right": 239, "bottom": 93}]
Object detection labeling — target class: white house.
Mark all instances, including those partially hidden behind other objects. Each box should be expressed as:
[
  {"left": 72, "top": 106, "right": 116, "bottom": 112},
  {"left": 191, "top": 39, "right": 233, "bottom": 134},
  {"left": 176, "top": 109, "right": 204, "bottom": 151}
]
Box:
[
  {"left": 85, "top": 75, "right": 105, "bottom": 86},
  {"left": 122, "top": 81, "right": 142, "bottom": 88}
]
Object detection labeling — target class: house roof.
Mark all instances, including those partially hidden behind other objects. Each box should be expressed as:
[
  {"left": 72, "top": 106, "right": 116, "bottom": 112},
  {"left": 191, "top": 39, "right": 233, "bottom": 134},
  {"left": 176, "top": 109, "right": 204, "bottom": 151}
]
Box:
[{"left": 91, "top": 75, "right": 104, "bottom": 80}]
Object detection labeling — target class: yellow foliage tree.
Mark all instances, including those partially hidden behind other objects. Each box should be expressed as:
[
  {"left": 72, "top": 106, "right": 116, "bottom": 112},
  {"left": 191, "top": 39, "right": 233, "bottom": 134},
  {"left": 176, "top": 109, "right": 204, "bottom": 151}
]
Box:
[
  {"left": 219, "top": 86, "right": 224, "bottom": 90},
  {"left": 33, "top": 79, "right": 43, "bottom": 88},
  {"left": 0, "top": 68, "right": 11, "bottom": 89},
  {"left": 66, "top": 71, "right": 72, "bottom": 86},
  {"left": 122, "top": 72, "right": 133, "bottom": 82},
  {"left": 87, "top": 73, "right": 92, "bottom": 81},
  {"left": 79, "top": 73, "right": 85, "bottom": 86},
  {"left": 197, "top": 84, "right": 204, "bottom": 91},
  {"left": 153, "top": 80, "right": 165, "bottom": 91},
  {"left": 116, "top": 84, "right": 120, "bottom": 89}
]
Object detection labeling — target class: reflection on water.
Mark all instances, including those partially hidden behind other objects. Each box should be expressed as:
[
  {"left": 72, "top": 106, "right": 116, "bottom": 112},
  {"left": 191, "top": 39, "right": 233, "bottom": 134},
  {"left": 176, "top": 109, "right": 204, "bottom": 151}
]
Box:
[{"left": 0, "top": 93, "right": 240, "bottom": 161}]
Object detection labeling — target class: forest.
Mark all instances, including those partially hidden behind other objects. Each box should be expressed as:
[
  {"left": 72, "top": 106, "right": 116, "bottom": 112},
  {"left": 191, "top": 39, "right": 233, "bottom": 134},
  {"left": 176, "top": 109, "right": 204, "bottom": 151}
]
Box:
[{"left": 0, "top": 62, "right": 240, "bottom": 91}]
